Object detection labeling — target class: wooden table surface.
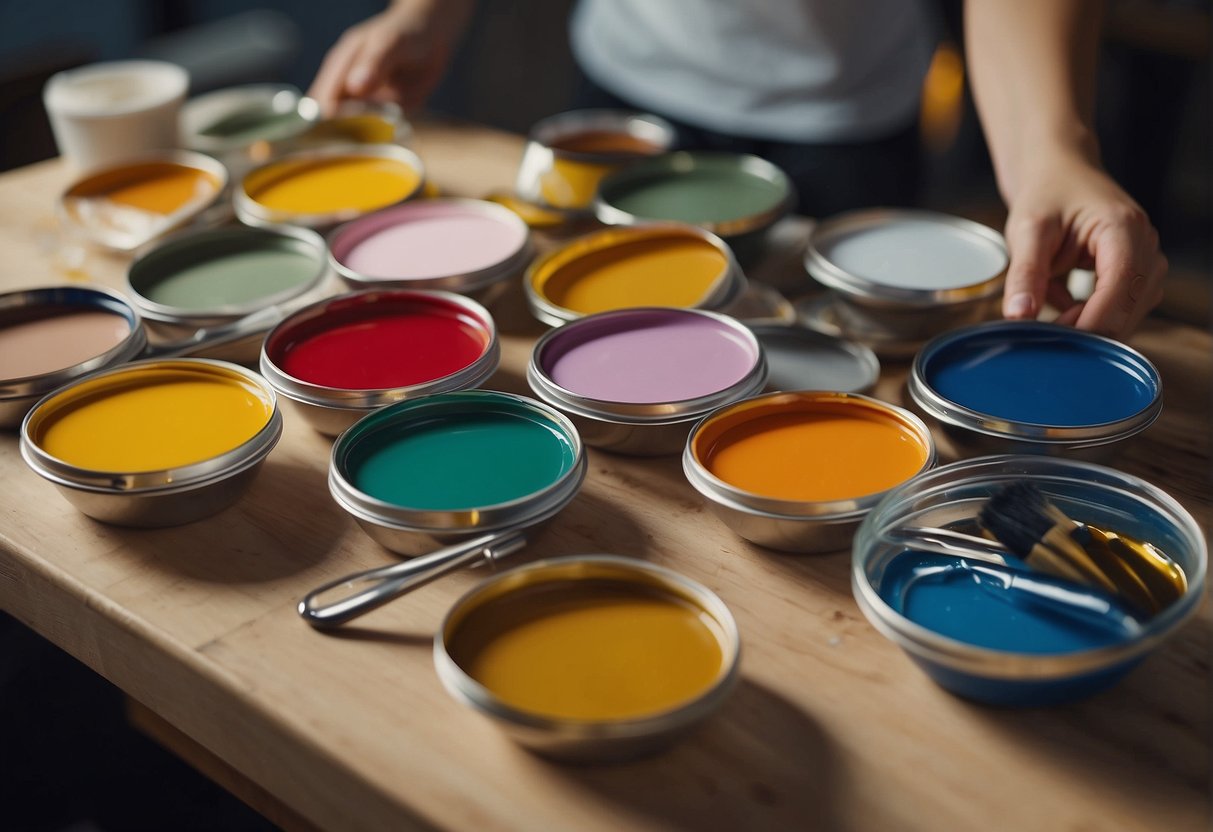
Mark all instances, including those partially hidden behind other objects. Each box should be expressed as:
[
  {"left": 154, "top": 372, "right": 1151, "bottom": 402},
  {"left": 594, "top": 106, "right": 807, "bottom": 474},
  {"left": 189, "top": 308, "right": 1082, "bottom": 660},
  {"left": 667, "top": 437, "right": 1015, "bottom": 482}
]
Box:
[{"left": 1, "top": 120, "right": 1209, "bottom": 832}]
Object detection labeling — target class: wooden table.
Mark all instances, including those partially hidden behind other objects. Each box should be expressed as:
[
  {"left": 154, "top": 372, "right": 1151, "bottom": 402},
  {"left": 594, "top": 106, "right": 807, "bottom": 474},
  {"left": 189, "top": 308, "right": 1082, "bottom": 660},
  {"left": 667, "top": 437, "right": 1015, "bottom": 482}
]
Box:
[{"left": 1, "top": 120, "right": 1208, "bottom": 832}]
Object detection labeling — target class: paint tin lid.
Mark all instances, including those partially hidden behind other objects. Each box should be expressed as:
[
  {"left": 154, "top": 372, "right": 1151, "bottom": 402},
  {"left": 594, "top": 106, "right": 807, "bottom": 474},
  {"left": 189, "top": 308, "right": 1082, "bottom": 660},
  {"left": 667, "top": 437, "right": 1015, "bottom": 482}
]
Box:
[
  {"left": 908, "top": 320, "right": 1163, "bottom": 445},
  {"left": 328, "top": 198, "right": 532, "bottom": 295},
  {"left": 127, "top": 224, "right": 330, "bottom": 325},
  {"left": 747, "top": 324, "right": 879, "bottom": 394},
  {"left": 805, "top": 209, "right": 1007, "bottom": 307},
  {"left": 330, "top": 390, "right": 587, "bottom": 534},
  {"left": 182, "top": 84, "right": 318, "bottom": 155},
  {"left": 595, "top": 151, "right": 795, "bottom": 239}
]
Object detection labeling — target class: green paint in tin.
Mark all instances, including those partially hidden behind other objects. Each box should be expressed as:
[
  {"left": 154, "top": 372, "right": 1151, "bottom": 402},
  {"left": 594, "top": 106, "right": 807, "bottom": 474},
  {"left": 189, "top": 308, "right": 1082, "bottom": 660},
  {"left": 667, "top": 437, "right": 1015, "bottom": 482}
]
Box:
[
  {"left": 601, "top": 155, "right": 789, "bottom": 225},
  {"left": 131, "top": 228, "right": 324, "bottom": 311},
  {"left": 199, "top": 107, "right": 311, "bottom": 144},
  {"left": 349, "top": 408, "right": 577, "bottom": 510}
]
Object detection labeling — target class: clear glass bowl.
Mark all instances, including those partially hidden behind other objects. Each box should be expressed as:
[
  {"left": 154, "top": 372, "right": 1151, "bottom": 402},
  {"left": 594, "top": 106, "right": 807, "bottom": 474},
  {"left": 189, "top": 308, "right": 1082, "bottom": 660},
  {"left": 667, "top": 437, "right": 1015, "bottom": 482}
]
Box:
[{"left": 851, "top": 454, "right": 1207, "bottom": 705}]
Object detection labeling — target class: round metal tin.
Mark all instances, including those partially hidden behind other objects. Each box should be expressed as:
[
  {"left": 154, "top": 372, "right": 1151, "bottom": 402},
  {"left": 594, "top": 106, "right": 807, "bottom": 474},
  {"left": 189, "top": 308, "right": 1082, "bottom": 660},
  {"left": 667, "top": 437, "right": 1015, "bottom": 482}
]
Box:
[
  {"left": 181, "top": 83, "right": 318, "bottom": 157},
  {"left": 747, "top": 323, "right": 879, "bottom": 394},
  {"left": 684, "top": 391, "right": 936, "bottom": 553},
  {"left": 260, "top": 289, "right": 500, "bottom": 436},
  {"left": 235, "top": 143, "right": 425, "bottom": 230},
  {"left": 435, "top": 554, "right": 740, "bottom": 762},
  {"left": 908, "top": 320, "right": 1163, "bottom": 460},
  {"left": 528, "top": 307, "right": 768, "bottom": 455},
  {"left": 57, "top": 150, "right": 229, "bottom": 252},
  {"left": 0, "top": 285, "right": 147, "bottom": 428},
  {"left": 524, "top": 223, "right": 746, "bottom": 327},
  {"left": 329, "top": 390, "right": 586, "bottom": 551},
  {"left": 126, "top": 224, "right": 331, "bottom": 360},
  {"left": 328, "top": 198, "right": 532, "bottom": 296},
  {"left": 19, "top": 357, "right": 282, "bottom": 527},
  {"left": 805, "top": 208, "right": 1008, "bottom": 307},
  {"left": 515, "top": 109, "right": 675, "bottom": 212},
  {"left": 851, "top": 454, "right": 1207, "bottom": 705},
  {"left": 594, "top": 151, "right": 795, "bottom": 242},
  {"left": 293, "top": 99, "right": 412, "bottom": 148}
]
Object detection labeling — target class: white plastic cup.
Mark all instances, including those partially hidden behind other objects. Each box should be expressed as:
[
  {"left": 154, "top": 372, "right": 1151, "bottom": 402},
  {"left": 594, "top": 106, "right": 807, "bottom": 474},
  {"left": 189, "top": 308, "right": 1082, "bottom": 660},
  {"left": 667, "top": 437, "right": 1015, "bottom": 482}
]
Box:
[{"left": 43, "top": 60, "right": 190, "bottom": 172}]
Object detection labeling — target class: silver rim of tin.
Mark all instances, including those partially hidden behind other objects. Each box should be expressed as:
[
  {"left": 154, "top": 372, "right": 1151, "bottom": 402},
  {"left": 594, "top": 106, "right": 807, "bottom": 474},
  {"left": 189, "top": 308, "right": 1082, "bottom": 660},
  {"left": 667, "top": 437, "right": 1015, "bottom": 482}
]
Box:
[
  {"left": 0, "top": 285, "right": 148, "bottom": 404},
  {"left": 329, "top": 390, "right": 586, "bottom": 532},
  {"left": 126, "top": 224, "right": 331, "bottom": 325},
  {"left": 56, "top": 150, "right": 230, "bottom": 252},
  {"left": 259, "top": 288, "right": 500, "bottom": 411},
  {"left": 850, "top": 454, "right": 1208, "bottom": 680},
  {"left": 434, "top": 554, "right": 740, "bottom": 740},
  {"left": 683, "top": 391, "right": 937, "bottom": 519},
  {"left": 527, "top": 307, "right": 768, "bottom": 424},
  {"left": 181, "top": 83, "right": 318, "bottom": 154},
  {"left": 593, "top": 151, "right": 795, "bottom": 239},
  {"left": 522, "top": 223, "right": 747, "bottom": 327},
  {"left": 745, "top": 322, "right": 880, "bottom": 394},
  {"left": 328, "top": 197, "right": 533, "bottom": 294},
  {"left": 234, "top": 143, "right": 426, "bottom": 229},
  {"left": 804, "top": 208, "right": 1008, "bottom": 308},
  {"left": 19, "top": 357, "right": 282, "bottom": 493},
  {"left": 908, "top": 320, "right": 1164, "bottom": 444}
]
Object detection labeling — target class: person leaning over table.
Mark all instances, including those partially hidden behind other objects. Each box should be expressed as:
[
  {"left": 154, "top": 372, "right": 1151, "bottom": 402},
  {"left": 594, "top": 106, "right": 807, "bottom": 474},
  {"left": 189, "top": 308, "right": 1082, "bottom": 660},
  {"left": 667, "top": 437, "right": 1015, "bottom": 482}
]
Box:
[{"left": 309, "top": 0, "right": 1167, "bottom": 341}]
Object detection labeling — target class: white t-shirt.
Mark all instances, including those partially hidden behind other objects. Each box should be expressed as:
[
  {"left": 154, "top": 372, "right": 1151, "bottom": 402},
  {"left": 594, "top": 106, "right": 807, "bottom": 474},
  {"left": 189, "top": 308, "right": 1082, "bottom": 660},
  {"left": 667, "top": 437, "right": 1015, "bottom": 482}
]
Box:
[{"left": 570, "top": 0, "right": 937, "bottom": 143}]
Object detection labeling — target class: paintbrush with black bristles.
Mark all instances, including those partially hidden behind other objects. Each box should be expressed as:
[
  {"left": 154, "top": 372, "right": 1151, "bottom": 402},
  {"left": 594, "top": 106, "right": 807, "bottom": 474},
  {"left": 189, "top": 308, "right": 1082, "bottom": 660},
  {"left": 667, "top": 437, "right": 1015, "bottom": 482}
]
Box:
[{"left": 978, "top": 482, "right": 1121, "bottom": 597}]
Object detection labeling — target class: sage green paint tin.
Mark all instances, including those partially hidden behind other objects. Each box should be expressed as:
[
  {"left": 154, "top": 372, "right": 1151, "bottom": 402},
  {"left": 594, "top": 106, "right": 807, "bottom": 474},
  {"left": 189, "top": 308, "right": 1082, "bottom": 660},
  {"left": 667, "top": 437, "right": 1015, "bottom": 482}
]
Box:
[{"left": 128, "top": 226, "right": 328, "bottom": 315}]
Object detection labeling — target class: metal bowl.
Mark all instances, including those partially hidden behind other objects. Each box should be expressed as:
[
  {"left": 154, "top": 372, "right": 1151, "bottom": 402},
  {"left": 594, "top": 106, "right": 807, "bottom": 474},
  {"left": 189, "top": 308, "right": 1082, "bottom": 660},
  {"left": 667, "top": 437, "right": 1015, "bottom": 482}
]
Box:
[
  {"left": 907, "top": 320, "right": 1163, "bottom": 462},
  {"left": 852, "top": 454, "right": 1207, "bottom": 705},
  {"left": 594, "top": 151, "right": 795, "bottom": 263},
  {"left": 802, "top": 209, "right": 1007, "bottom": 355},
  {"left": 528, "top": 307, "right": 767, "bottom": 455},
  {"left": 435, "top": 554, "right": 740, "bottom": 762},
  {"left": 0, "top": 285, "right": 147, "bottom": 428},
  {"left": 515, "top": 109, "right": 675, "bottom": 212},
  {"left": 57, "top": 150, "right": 229, "bottom": 252},
  {"left": 684, "top": 391, "right": 936, "bottom": 553},
  {"left": 235, "top": 143, "right": 425, "bottom": 230},
  {"left": 523, "top": 223, "right": 747, "bottom": 327},
  {"left": 260, "top": 289, "right": 500, "bottom": 437},
  {"left": 328, "top": 198, "right": 532, "bottom": 307},
  {"left": 126, "top": 224, "right": 333, "bottom": 363},
  {"left": 328, "top": 390, "right": 586, "bottom": 556},
  {"left": 19, "top": 358, "right": 281, "bottom": 527}
]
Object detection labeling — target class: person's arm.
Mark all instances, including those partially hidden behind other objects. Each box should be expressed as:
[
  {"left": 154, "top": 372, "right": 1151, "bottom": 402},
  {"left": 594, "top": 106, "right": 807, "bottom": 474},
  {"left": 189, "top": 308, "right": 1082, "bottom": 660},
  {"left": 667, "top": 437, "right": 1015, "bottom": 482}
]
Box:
[
  {"left": 965, "top": 0, "right": 1166, "bottom": 338},
  {"left": 308, "top": 0, "right": 475, "bottom": 116}
]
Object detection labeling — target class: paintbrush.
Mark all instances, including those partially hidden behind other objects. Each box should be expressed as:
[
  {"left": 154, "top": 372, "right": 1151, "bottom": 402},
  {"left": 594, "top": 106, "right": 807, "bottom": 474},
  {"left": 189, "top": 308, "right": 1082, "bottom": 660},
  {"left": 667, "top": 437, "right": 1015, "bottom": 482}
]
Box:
[{"left": 978, "top": 482, "right": 1121, "bottom": 597}]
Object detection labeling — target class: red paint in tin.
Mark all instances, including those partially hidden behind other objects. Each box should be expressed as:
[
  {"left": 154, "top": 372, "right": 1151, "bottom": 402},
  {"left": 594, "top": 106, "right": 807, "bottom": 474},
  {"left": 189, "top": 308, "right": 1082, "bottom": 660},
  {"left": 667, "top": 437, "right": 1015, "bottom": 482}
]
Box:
[{"left": 271, "top": 293, "right": 491, "bottom": 390}]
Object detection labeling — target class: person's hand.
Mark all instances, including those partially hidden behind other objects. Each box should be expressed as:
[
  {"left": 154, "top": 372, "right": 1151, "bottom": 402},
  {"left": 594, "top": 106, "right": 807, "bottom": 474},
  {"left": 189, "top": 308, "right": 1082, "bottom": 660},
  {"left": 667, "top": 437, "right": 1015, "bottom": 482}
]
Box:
[
  {"left": 1000, "top": 153, "right": 1166, "bottom": 340},
  {"left": 308, "top": 0, "right": 473, "bottom": 116}
]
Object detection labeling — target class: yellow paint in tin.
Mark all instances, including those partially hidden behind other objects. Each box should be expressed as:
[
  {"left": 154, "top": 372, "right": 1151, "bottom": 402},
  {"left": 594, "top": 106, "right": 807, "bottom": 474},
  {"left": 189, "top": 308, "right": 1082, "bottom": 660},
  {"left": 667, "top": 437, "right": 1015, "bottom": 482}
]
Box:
[
  {"left": 243, "top": 153, "right": 421, "bottom": 216},
  {"left": 529, "top": 226, "right": 730, "bottom": 315},
  {"left": 31, "top": 363, "right": 274, "bottom": 472},
  {"left": 448, "top": 579, "right": 727, "bottom": 721}
]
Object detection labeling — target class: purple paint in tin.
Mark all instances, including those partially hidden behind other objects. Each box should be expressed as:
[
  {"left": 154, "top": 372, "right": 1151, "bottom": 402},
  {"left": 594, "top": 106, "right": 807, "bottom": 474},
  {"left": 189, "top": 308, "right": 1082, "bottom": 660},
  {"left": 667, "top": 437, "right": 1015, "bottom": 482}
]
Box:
[{"left": 539, "top": 308, "right": 760, "bottom": 403}]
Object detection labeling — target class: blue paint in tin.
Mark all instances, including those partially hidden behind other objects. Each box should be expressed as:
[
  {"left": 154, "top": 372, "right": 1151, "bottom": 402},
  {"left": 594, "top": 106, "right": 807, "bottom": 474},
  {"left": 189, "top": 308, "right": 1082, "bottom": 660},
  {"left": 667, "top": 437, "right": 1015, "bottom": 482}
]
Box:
[
  {"left": 920, "top": 324, "right": 1159, "bottom": 426},
  {"left": 879, "top": 551, "right": 1140, "bottom": 655}
]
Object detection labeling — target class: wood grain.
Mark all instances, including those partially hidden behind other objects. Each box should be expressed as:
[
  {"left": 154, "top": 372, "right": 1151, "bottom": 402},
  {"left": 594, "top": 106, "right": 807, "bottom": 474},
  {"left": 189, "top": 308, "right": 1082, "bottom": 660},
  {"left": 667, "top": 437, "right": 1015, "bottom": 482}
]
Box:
[{"left": 0, "top": 119, "right": 1208, "bottom": 832}]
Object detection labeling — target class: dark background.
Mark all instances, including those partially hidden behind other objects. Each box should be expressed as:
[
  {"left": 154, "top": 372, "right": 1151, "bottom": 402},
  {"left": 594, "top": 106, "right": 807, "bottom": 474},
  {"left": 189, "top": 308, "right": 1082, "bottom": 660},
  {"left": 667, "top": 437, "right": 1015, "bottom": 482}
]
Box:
[{"left": 0, "top": 2, "right": 1208, "bottom": 830}]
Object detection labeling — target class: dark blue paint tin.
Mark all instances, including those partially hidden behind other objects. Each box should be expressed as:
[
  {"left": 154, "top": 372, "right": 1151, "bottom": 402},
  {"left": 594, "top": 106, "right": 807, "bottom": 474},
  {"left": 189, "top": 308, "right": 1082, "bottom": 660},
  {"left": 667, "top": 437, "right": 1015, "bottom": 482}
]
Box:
[{"left": 908, "top": 321, "right": 1162, "bottom": 460}]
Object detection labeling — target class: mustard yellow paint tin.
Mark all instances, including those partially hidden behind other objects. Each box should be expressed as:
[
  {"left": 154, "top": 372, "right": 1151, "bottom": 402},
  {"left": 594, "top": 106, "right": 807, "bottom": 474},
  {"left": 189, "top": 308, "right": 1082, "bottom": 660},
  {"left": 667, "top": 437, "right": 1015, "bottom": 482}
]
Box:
[
  {"left": 20, "top": 358, "right": 282, "bottom": 527},
  {"left": 236, "top": 144, "right": 425, "bottom": 229},
  {"left": 523, "top": 224, "right": 746, "bottom": 326}
]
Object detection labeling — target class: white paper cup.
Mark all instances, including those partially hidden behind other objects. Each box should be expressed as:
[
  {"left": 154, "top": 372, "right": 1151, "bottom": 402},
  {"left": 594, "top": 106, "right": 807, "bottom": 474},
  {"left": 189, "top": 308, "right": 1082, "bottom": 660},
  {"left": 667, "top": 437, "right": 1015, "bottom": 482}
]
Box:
[{"left": 43, "top": 60, "right": 189, "bottom": 172}]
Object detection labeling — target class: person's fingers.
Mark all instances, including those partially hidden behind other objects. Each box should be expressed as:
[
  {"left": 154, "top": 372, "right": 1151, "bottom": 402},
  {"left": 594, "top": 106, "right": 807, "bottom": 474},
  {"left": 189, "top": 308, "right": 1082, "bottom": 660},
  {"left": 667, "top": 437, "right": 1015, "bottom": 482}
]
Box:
[
  {"left": 1002, "top": 214, "right": 1063, "bottom": 321},
  {"left": 309, "top": 29, "right": 366, "bottom": 115},
  {"left": 1074, "top": 218, "right": 1165, "bottom": 338},
  {"left": 346, "top": 19, "right": 417, "bottom": 98},
  {"left": 1044, "top": 277, "right": 1076, "bottom": 314},
  {"left": 1054, "top": 302, "right": 1084, "bottom": 327}
]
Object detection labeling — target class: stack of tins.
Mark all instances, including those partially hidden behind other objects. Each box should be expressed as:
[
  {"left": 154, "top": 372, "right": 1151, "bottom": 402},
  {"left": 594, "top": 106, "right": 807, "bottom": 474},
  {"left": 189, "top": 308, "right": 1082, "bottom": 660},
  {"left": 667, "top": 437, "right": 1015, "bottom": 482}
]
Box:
[{"left": 13, "top": 88, "right": 1201, "bottom": 754}]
